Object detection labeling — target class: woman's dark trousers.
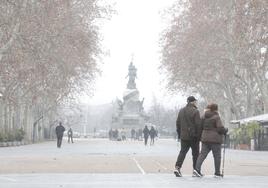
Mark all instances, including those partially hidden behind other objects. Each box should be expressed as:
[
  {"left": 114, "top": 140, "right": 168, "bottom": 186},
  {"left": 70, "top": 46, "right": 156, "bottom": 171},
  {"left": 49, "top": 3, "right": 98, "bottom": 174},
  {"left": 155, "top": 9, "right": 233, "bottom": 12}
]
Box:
[{"left": 195, "top": 142, "right": 221, "bottom": 175}]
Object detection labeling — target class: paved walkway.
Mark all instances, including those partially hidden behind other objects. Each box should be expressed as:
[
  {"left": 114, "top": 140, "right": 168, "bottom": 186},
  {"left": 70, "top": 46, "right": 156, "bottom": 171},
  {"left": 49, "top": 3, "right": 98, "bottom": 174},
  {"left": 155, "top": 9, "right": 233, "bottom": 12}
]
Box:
[
  {"left": 1, "top": 138, "right": 268, "bottom": 187},
  {"left": 0, "top": 174, "right": 268, "bottom": 188},
  {"left": 1, "top": 138, "right": 268, "bottom": 175}
]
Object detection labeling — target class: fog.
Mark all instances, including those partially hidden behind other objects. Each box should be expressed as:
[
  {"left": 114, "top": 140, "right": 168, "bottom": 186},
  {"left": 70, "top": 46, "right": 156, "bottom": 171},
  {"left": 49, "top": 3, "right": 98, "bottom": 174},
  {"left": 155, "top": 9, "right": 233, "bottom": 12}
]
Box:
[{"left": 0, "top": 0, "right": 267, "bottom": 187}]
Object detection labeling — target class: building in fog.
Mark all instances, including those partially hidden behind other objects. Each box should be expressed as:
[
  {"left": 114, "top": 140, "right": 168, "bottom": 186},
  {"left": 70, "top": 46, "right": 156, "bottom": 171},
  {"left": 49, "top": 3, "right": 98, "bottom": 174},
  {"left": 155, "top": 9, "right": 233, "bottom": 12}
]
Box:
[{"left": 231, "top": 114, "right": 268, "bottom": 151}]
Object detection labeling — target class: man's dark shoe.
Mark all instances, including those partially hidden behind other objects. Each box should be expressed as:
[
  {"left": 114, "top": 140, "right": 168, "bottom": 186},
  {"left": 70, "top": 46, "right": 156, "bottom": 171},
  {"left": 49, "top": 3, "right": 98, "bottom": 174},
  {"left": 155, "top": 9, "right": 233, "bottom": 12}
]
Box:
[
  {"left": 214, "top": 173, "right": 223, "bottom": 178},
  {"left": 193, "top": 169, "right": 204, "bottom": 177},
  {"left": 174, "top": 167, "right": 182, "bottom": 177}
]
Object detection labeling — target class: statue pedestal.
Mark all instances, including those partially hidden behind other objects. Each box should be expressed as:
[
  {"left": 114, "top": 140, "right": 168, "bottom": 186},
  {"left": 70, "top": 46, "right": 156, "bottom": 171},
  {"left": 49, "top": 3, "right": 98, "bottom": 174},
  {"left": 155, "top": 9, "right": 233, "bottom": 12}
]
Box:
[{"left": 112, "top": 89, "right": 148, "bottom": 134}]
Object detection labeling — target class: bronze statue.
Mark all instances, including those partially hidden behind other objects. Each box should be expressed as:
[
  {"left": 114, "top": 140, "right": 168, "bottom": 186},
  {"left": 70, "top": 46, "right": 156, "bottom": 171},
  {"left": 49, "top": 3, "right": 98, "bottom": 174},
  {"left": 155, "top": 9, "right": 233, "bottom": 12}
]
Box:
[{"left": 126, "top": 62, "right": 137, "bottom": 89}]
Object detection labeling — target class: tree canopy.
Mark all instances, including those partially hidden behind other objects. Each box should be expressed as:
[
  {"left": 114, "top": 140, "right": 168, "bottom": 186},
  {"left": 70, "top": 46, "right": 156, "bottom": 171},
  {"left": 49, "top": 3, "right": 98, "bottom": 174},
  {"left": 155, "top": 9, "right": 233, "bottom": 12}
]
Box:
[{"left": 161, "top": 0, "right": 267, "bottom": 123}]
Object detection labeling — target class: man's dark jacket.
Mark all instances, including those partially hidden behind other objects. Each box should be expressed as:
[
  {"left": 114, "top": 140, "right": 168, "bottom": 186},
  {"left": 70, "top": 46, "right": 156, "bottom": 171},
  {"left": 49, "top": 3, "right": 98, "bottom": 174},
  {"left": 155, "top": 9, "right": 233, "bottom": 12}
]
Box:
[
  {"left": 176, "top": 103, "right": 202, "bottom": 140},
  {"left": 56, "top": 125, "right": 65, "bottom": 137},
  {"left": 143, "top": 127, "right": 150, "bottom": 137}
]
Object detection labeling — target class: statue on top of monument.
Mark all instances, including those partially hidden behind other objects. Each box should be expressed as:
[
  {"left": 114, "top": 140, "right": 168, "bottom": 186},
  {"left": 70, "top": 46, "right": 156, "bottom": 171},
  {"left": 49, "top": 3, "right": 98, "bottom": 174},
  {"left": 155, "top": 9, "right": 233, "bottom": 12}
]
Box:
[{"left": 126, "top": 61, "right": 137, "bottom": 89}]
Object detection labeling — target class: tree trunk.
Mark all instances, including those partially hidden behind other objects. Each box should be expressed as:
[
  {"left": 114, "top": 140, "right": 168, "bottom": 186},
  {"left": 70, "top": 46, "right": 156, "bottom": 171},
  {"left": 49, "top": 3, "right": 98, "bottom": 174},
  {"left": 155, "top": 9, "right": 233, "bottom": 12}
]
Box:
[
  {"left": 0, "top": 100, "right": 3, "bottom": 131},
  {"left": 262, "top": 86, "right": 268, "bottom": 113}
]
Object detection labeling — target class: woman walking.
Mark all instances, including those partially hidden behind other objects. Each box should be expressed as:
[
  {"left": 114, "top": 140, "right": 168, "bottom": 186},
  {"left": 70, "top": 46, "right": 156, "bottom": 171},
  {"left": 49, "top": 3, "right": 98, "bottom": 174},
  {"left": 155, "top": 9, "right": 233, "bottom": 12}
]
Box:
[{"left": 193, "top": 103, "right": 228, "bottom": 178}]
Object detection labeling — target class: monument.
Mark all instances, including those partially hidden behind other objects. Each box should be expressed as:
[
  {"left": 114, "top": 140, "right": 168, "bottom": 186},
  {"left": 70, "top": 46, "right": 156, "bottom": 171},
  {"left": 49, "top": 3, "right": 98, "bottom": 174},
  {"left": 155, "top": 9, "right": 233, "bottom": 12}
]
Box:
[{"left": 111, "top": 61, "right": 149, "bottom": 133}]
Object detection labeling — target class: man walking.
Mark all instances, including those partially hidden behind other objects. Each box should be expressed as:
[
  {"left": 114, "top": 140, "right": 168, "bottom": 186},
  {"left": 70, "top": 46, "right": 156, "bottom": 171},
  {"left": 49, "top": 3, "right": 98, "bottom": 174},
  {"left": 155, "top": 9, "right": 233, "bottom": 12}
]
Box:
[
  {"left": 143, "top": 125, "right": 150, "bottom": 146},
  {"left": 174, "top": 96, "right": 202, "bottom": 177},
  {"left": 55, "top": 122, "right": 65, "bottom": 148},
  {"left": 149, "top": 126, "right": 157, "bottom": 145}
]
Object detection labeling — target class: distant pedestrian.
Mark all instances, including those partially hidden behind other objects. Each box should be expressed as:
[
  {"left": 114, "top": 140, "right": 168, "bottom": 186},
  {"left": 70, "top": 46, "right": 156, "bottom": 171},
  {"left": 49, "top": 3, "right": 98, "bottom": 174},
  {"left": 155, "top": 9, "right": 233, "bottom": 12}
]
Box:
[
  {"left": 143, "top": 126, "right": 150, "bottom": 146},
  {"left": 108, "top": 129, "right": 113, "bottom": 140},
  {"left": 193, "top": 103, "right": 228, "bottom": 178},
  {"left": 121, "top": 129, "right": 126, "bottom": 141},
  {"left": 174, "top": 96, "right": 202, "bottom": 177},
  {"left": 131, "top": 129, "right": 136, "bottom": 140},
  {"left": 67, "top": 128, "right": 74, "bottom": 143},
  {"left": 55, "top": 122, "right": 65, "bottom": 148},
  {"left": 114, "top": 129, "right": 119, "bottom": 140},
  {"left": 149, "top": 126, "right": 157, "bottom": 145},
  {"left": 138, "top": 129, "right": 143, "bottom": 140}
]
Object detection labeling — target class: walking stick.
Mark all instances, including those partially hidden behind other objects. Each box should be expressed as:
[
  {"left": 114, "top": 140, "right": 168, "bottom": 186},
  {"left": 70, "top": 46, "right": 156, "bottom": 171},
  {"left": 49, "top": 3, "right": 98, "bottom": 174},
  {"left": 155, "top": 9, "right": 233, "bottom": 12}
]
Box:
[{"left": 222, "top": 134, "right": 227, "bottom": 177}]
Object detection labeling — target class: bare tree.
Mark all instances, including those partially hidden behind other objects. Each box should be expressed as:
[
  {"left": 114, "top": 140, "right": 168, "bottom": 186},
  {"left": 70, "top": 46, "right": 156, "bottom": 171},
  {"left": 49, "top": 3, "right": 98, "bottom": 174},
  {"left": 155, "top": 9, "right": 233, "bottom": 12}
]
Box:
[
  {"left": 161, "top": 0, "right": 267, "bottom": 124},
  {"left": 0, "top": 0, "right": 112, "bottom": 141}
]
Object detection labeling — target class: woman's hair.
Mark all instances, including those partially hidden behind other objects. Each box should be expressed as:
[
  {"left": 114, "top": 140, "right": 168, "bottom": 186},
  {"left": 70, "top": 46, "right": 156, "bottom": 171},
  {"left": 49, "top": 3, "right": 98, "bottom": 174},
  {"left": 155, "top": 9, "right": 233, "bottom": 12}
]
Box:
[{"left": 207, "top": 103, "right": 218, "bottom": 112}]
